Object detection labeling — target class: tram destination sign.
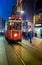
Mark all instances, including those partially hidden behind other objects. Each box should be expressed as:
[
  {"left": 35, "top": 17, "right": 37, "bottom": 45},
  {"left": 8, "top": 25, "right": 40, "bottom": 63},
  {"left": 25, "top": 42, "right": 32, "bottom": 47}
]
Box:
[{"left": 8, "top": 20, "right": 21, "bottom": 22}]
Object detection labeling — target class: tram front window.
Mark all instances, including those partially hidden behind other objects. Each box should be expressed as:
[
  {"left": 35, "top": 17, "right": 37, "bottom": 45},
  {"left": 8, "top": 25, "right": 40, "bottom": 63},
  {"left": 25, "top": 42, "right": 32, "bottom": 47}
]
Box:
[
  {"left": 13, "top": 23, "right": 21, "bottom": 30},
  {"left": 8, "top": 22, "right": 21, "bottom": 30}
]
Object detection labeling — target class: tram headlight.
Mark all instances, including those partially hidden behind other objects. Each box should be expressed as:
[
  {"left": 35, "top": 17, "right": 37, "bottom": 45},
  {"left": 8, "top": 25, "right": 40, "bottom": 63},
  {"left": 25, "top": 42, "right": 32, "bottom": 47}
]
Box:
[{"left": 14, "top": 34, "right": 17, "bottom": 37}]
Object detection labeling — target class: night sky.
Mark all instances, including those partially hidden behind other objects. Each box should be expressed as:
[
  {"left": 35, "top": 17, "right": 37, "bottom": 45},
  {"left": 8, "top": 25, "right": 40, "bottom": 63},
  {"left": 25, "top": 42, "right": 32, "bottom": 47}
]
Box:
[
  {"left": 0, "top": 0, "right": 42, "bottom": 20},
  {"left": 36, "top": 0, "right": 42, "bottom": 10},
  {"left": 0, "top": 0, "right": 17, "bottom": 20}
]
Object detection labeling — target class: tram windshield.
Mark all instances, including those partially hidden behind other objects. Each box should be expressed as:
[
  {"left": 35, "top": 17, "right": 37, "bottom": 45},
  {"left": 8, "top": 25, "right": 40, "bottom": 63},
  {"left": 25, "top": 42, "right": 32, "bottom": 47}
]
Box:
[{"left": 7, "top": 22, "right": 21, "bottom": 30}]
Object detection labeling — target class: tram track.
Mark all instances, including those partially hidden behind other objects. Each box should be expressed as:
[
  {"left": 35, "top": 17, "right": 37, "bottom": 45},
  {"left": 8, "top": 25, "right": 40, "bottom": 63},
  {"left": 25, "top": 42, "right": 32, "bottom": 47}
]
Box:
[
  {"left": 11, "top": 43, "right": 31, "bottom": 65},
  {"left": 11, "top": 43, "right": 26, "bottom": 65},
  {"left": 4, "top": 39, "right": 25, "bottom": 65},
  {"left": 4, "top": 39, "right": 42, "bottom": 65},
  {"left": 14, "top": 48, "right": 26, "bottom": 65},
  {"left": 18, "top": 42, "right": 42, "bottom": 61},
  {"left": 10, "top": 41, "right": 42, "bottom": 65}
]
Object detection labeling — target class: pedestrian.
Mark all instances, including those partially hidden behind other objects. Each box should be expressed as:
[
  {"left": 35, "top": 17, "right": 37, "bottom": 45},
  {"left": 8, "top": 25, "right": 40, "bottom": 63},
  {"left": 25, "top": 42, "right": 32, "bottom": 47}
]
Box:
[
  {"left": 29, "top": 31, "right": 33, "bottom": 43},
  {"left": 28, "top": 26, "right": 33, "bottom": 43}
]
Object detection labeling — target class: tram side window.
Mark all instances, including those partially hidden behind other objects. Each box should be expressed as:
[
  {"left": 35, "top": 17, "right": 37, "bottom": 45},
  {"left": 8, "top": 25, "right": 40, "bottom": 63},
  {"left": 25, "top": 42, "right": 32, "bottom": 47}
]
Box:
[{"left": 7, "top": 25, "right": 12, "bottom": 30}]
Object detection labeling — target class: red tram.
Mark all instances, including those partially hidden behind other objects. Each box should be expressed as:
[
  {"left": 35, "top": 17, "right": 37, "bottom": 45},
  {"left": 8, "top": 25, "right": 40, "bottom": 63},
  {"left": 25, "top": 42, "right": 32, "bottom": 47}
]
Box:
[{"left": 5, "top": 15, "right": 22, "bottom": 42}]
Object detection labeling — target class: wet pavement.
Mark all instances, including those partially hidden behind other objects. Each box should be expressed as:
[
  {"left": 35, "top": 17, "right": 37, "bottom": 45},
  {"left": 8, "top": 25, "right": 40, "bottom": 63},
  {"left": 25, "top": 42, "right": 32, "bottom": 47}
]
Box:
[
  {"left": 22, "top": 37, "right": 42, "bottom": 52},
  {"left": 0, "top": 36, "right": 42, "bottom": 65},
  {"left": 0, "top": 37, "right": 8, "bottom": 65}
]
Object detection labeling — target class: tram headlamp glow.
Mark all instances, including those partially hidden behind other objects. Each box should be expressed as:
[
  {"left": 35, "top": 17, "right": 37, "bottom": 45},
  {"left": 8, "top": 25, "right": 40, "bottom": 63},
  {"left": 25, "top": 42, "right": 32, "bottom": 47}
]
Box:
[{"left": 14, "top": 34, "right": 17, "bottom": 37}]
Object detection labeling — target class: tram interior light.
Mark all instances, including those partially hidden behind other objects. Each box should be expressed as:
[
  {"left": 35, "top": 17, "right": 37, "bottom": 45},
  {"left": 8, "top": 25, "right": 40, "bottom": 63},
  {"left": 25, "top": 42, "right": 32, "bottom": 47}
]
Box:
[{"left": 10, "top": 22, "right": 12, "bottom": 26}]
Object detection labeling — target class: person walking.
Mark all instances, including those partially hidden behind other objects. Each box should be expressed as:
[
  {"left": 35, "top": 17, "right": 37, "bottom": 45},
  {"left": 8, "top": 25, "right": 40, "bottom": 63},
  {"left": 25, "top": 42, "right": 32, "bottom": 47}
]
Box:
[
  {"left": 29, "top": 31, "right": 33, "bottom": 43},
  {"left": 28, "top": 26, "right": 33, "bottom": 43}
]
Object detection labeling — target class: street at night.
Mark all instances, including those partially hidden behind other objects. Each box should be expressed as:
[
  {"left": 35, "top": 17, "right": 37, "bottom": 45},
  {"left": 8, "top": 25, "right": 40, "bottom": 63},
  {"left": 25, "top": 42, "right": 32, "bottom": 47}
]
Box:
[
  {"left": 0, "top": 0, "right": 42, "bottom": 65},
  {"left": 0, "top": 36, "right": 42, "bottom": 65}
]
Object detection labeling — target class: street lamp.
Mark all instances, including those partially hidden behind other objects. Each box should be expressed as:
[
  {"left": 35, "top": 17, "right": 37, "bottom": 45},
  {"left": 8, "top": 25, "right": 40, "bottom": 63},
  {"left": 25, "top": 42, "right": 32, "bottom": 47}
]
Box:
[{"left": 20, "top": 10, "right": 24, "bottom": 14}]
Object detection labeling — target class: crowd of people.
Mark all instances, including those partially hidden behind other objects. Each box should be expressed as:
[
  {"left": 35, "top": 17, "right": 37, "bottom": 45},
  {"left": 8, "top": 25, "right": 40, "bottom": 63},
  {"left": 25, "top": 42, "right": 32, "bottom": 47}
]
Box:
[{"left": 22, "top": 26, "right": 33, "bottom": 43}]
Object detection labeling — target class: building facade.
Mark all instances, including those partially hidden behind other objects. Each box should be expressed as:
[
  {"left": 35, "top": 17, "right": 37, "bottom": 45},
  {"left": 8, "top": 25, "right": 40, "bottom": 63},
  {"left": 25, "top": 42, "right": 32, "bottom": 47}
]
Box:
[
  {"left": 33, "top": 0, "right": 42, "bottom": 38},
  {"left": 0, "top": 17, "right": 5, "bottom": 33},
  {"left": 17, "top": 0, "right": 22, "bottom": 16}
]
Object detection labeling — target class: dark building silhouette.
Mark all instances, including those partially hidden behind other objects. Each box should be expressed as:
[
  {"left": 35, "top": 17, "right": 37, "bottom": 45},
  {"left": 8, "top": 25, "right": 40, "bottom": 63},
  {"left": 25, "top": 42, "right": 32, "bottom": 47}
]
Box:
[
  {"left": 12, "top": 5, "right": 17, "bottom": 15},
  {"left": 36, "top": 0, "right": 42, "bottom": 11},
  {"left": 22, "top": 0, "right": 34, "bottom": 21}
]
